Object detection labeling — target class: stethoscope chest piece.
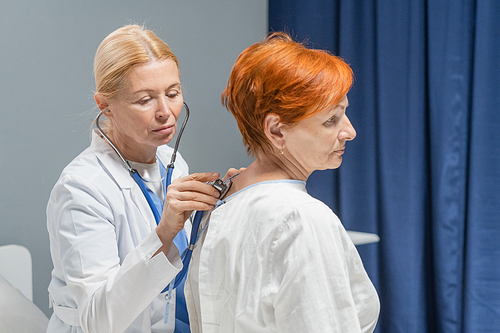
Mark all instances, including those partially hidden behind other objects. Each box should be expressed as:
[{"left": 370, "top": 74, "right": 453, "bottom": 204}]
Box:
[{"left": 207, "top": 178, "right": 232, "bottom": 200}]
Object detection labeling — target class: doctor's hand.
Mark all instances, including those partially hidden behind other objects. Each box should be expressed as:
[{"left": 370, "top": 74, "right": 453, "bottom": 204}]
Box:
[
  {"left": 222, "top": 167, "right": 246, "bottom": 181},
  {"left": 155, "top": 172, "right": 220, "bottom": 253}
]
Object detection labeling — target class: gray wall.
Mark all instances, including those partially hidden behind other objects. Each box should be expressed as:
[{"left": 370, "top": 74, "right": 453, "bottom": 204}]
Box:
[{"left": 0, "top": 0, "right": 266, "bottom": 317}]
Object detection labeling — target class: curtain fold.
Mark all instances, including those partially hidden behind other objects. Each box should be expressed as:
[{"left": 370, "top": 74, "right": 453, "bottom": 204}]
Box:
[
  {"left": 462, "top": 1, "right": 500, "bottom": 331},
  {"left": 269, "top": 0, "right": 500, "bottom": 332}
]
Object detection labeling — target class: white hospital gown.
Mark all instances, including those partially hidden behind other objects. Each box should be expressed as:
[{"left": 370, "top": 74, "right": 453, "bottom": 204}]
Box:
[{"left": 185, "top": 180, "right": 380, "bottom": 333}]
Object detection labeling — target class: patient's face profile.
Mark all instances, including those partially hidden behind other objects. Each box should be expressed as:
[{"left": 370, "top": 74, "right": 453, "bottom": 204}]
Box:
[{"left": 282, "top": 95, "right": 356, "bottom": 173}]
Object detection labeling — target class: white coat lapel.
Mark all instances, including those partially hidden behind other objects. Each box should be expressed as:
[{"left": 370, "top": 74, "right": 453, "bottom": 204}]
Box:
[{"left": 89, "top": 131, "right": 157, "bottom": 230}]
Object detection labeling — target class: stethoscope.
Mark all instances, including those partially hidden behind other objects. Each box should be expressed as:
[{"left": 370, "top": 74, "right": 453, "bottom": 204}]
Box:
[{"left": 95, "top": 102, "right": 232, "bottom": 291}]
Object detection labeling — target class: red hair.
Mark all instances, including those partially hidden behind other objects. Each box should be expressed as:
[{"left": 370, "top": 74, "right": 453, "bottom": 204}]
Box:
[{"left": 222, "top": 32, "right": 353, "bottom": 156}]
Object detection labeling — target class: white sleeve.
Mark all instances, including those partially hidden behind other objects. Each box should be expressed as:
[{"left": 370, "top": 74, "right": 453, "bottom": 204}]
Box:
[
  {"left": 271, "top": 203, "right": 369, "bottom": 333},
  {"left": 48, "top": 174, "right": 181, "bottom": 333}
]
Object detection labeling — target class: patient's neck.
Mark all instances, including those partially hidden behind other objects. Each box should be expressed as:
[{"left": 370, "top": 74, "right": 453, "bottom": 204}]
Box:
[{"left": 225, "top": 153, "right": 307, "bottom": 197}]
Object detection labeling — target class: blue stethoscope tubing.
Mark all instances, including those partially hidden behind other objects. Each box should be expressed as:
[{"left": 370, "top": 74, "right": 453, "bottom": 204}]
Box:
[
  {"left": 130, "top": 169, "right": 204, "bottom": 290},
  {"left": 95, "top": 102, "right": 203, "bottom": 291}
]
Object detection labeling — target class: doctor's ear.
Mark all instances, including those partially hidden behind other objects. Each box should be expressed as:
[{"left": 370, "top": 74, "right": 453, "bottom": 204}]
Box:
[
  {"left": 264, "top": 113, "right": 285, "bottom": 149},
  {"left": 94, "top": 93, "right": 109, "bottom": 112}
]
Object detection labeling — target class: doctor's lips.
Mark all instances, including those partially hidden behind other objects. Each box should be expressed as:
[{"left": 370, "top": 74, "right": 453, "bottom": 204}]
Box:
[{"left": 152, "top": 125, "right": 175, "bottom": 134}]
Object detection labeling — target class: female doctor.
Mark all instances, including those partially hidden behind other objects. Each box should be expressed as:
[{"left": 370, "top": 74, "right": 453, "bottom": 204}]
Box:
[{"left": 46, "top": 25, "right": 221, "bottom": 332}]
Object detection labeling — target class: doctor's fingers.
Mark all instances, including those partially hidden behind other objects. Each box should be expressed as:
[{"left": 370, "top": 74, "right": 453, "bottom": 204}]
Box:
[
  {"left": 168, "top": 174, "right": 221, "bottom": 199},
  {"left": 165, "top": 185, "right": 219, "bottom": 208},
  {"left": 222, "top": 167, "right": 246, "bottom": 181},
  {"left": 173, "top": 172, "right": 220, "bottom": 185},
  {"left": 161, "top": 192, "right": 213, "bottom": 229}
]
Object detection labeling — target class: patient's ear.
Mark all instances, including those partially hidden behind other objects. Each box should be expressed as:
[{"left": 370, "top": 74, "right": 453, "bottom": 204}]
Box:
[{"left": 264, "top": 113, "right": 285, "bottom": 150}]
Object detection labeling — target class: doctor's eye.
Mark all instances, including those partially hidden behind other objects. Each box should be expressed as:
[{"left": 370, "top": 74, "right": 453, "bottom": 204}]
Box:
[
  {"left": 167, "top": 91, "right": 180, "bottom": 99},
  {"left": 138, "top": 97, "right": 152, "bottom": 105}
]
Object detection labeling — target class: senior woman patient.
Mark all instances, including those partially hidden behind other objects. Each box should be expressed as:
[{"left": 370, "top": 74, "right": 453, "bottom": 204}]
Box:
[
  {"left": 46, "top": 25, "right": 222, "bottom": 332},
  {"left": 184, "top": 32, "right": 380, "bottom": 332}
]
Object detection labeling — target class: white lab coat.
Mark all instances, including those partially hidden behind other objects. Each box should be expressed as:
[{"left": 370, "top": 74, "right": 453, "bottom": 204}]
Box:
[
  {"left": 46, "top": 132, "right": 189, "bottom": 333},
  {"left": 185, "top": 180, "right": 380, "bottom": 333}
]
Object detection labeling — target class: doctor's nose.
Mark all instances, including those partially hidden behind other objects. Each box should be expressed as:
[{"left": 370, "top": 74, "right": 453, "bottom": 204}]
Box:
[{"left": 157, "top": 96, "right": 173, "bottom": 119}]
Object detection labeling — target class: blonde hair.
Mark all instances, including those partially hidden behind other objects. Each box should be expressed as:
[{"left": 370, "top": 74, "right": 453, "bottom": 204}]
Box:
[{"left": 94, "top": 24, "right": 178, "bottom": 100}]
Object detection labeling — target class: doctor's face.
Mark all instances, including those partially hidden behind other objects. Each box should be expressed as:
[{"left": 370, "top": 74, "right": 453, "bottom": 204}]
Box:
[
  {"left": 104, "top": 59, "right": 183, "bottom": 163},
  {"left": 282, "top": 95, "right": 356, "bottom": 175}
]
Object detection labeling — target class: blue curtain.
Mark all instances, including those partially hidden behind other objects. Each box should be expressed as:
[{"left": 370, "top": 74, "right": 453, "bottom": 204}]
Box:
[{"left": 269, "top": 1, "right": 500, "bottom": 332}]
